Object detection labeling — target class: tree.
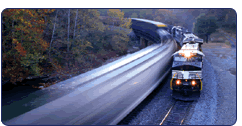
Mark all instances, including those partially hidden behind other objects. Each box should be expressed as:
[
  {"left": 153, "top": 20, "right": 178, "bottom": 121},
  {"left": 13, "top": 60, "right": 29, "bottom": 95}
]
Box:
[
  {"left": 2, "top": 9, "right": 55, "bottom": 83},
  {"left": 130, "top": 12, "right": 138, "bottom": 18},
  {"left": 67, "top": 9, "right": 70, "bottom": 53},
  {"left": 194, "top": 14, "right": 218, "bottom": 35},
  {"left": 107, "top": 9, "right": 124, "bottom": 26},
  {"left": 193, "top": 13, "right": 219, "bottom": 42},
  {"left": 154, "top": 9, "right": 171, "bottom": 21},
  {"left": 210, "top": 9, "right": 236, "bottom": 30},
  {"left": 2, "top": 9, "right": 133, "bottom": 84},
  {"left": 106, "top": 9, "right": 131, "bottom": 55},
  {"left": 73, "top": 9, "right": 78, "bottom": 40},
  {"left": 49, "top": 9, "right": 58, "bottom": 63}
]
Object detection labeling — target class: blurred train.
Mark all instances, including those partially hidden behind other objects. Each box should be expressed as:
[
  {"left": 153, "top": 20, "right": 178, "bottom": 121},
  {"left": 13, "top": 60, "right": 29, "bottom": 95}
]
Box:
[
  {"left": 169, "top": 26, "right": 205, "bottom": 101},
  {"left": 131, "top": 18, "right": 175, "bottom": 47}
]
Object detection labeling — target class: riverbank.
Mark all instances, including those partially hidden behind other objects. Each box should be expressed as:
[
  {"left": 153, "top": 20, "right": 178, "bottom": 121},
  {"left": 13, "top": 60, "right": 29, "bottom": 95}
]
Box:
[{"left": 2, "top": 45, "right": 140, "bottom": 106}]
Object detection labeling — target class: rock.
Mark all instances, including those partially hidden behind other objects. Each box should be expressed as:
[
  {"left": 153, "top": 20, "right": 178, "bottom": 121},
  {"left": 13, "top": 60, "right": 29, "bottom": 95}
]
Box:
[{"left": 39, "top": 86, "right": 44, "bottom": 89}]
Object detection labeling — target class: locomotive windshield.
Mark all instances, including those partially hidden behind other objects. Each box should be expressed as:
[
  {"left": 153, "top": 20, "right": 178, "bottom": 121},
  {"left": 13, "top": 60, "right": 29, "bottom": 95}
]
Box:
[
  {"left": 172, "top": 54, "right": 203, "bottom": 71},
  {"left": 173, "top": 55, "right": 202, "bottom": 62}
]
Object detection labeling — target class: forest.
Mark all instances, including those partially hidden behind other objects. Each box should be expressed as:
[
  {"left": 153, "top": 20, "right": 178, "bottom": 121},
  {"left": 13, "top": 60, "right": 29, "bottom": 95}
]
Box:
[{"left": 1, "top": 9, "right": 236, "bottom": 88}]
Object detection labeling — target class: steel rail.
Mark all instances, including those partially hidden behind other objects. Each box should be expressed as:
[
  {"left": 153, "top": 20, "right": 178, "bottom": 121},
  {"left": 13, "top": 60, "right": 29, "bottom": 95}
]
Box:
[
  {"left": 220, "top": 30, "right": 236, "bottom": 48},
  {"left": 159, "top": 102, "right": 176, "bottom": 125},
  {"left": 159, "top": 101, "right": 192, "bottom": 125},
  {"left": 222, "top": 31, "right": 236, "bottom": 44}
]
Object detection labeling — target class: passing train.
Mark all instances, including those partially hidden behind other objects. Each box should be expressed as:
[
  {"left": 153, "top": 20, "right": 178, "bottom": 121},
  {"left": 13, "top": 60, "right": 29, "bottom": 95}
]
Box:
[
  {"left": 169, "top": 26, "right": 205, "bottom": 101},
  {"left": 131, "top": 18, "right": 174, "bottom": 47}
]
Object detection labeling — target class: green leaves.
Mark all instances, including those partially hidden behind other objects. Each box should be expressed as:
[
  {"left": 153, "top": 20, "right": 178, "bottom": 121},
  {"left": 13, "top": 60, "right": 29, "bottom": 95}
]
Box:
[{"left": 193, "top": 13, "right": 219, "bottom": 36}]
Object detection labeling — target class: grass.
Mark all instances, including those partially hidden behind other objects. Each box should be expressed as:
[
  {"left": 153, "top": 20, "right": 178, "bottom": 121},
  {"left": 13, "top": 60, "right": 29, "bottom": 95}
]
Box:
[
  {"left": 202, "top": 28, "right": 233, "bottom": 49},
  {"left": 225, "top": 41, "right": 231, "bottom": 46},
  {"left": 209, "top": 28, "right": 236, "bottom": 46},
  {"left": 209, "top": 30, "right": 227, "bottom": 43}
]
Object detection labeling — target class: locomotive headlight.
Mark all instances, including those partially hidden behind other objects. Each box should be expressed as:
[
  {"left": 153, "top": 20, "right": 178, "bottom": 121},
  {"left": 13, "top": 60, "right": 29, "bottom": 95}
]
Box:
[
  {"left": 176, "top": 80, "right": 181, "bottom": 85},
  {"left": 191, "top": 80, "right": 196, "bottom": 86},
  {"left": 184, "top": 51, "right": 191, "bottom": 58}
]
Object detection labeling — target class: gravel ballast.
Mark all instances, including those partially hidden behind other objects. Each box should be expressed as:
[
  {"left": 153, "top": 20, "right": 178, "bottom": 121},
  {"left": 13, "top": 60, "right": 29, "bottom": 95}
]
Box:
[
  {"left": 183, "top": 45, "right": 236, "bottom": 125},
  {"left": 119, "top": 44, "right": 236, "bottom": 125}
]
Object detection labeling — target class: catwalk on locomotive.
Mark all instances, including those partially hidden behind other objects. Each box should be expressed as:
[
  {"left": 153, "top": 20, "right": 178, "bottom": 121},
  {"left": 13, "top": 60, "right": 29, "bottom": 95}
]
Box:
[{"left": 170, "top": 26, "right": 204, "bottom": 101}]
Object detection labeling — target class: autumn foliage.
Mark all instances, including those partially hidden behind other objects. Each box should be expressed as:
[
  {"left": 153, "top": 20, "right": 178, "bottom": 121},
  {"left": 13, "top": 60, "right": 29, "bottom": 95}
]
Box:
[
  {"left": 2, "top": 9, "right": 132, "bottom": 85},
  {"left": 2, "top": 9, "right": 55, "bottom": 83}
]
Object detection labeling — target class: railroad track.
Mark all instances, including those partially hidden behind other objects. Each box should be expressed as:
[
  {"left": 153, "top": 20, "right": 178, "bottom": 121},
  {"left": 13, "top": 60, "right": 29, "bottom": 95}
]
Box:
[
  {"left": 117, "top": 72, "right": 194, "bottom": 125},
  {"left": 220, "top": 30, "right": 236, "bottom": 48},
  {"left": 159, "top": 100, "right": 193, "bottom": 125},
  {"left": 118, "top": 94, "right": 193, "bottom": 125}
]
